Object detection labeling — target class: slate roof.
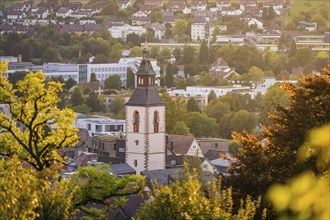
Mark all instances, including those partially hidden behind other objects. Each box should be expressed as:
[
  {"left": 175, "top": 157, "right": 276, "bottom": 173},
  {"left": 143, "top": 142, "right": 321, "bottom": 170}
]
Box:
[
  {"left": 141, "top": 167, "right": 184, "bottom": 186},
  {"left": 166, "top": 134, "right": 195, "bottom": 155},
  {"left": 125, "top": 87, "right": 164, "bottom": 106},
  {"left": 110, "top": 163, "right": 136, "bottom": 176}
]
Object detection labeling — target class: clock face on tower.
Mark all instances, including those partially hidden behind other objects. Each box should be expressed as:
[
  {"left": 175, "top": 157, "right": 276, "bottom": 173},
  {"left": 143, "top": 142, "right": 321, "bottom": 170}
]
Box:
[{"left": 125, "top": 43, "right": 166, "bottom": 174}]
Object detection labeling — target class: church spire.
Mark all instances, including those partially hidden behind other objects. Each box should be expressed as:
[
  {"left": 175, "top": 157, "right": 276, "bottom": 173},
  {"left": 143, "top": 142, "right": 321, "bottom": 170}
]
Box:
[{"left": 142, "top": 37, "right": 149, "bottom": 60}]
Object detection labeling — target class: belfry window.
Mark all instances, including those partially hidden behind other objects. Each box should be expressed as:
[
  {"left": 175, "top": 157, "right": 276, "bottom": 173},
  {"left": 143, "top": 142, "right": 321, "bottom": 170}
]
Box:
[
  {"left": 154, "top": 111, "right": 159, "bottom": 133},
  {"left": 133, "top": 111, "right": 139, "bottom": 132}
]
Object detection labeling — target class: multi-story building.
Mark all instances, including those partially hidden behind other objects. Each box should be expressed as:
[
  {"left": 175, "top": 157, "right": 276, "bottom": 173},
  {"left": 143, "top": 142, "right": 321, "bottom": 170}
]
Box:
[
  {"left": 108, "top": 24, "right": 146, "bottom": 42},
  {"left": 78, "top": 63, "right": 130, "bottom": 86},
  {"left": 43, "top": 63, "right": 78, "bottom": 81},
  {"left": 191, "top": 17, "right": 208, "bottom": 41},
  {"left": 75, "top": 115, "right": 126, "bottom": 137}
]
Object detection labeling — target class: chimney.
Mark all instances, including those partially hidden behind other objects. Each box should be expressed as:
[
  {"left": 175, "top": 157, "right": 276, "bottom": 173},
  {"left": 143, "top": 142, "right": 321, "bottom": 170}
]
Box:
[{"left": 18, "top": 54, "right": 22, "bottom": 62}]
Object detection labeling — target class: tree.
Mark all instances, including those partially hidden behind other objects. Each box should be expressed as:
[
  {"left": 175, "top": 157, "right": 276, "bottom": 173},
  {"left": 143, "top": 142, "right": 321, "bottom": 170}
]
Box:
[
  {"left": 207, "top": 90, "right": 217, "bottom": 103},
  {"left": 100, "top": 0, "right": 119, "bottom": 15},
  {"left": 126, "top": 33, "right": 141, "bottom": 46},
  {"left": 126, "top": 68, "right": 135, "bottom": 90},
  {"left": 90, "top": 72, "right": 98, "bottom": 82},
  {"left": 172, "top": 121, "right": 191, "bottom": 136},
  {"left": 182, "top": 46, "right": 196, "bottom": 65},
  {"left": 227, "top": 69, "right": 330, "bottom": 212},
  {"left": 296, "top": 47, "right": 313, "bottom": 67},
  {"left": 73, "top": 165, "right": 145, "bottom": 218},
  {"left": 104, "top": 75, "right": 122, "bottom": 90},
  {"left": 110, "top": 96, "right": 125, "bottom": 116},
  {"left": 205, "top": 100, "right": 231, "bottom": 123},
  {"left": 268, "top": 124, "right": 330, "bottom": 219},
  {"left": 186, "top": 97, "right": 200, "bottom": 112},
  {"left": 64, "top": 77, "right": 77, "bottom": 90},
  {"left": 162, "top": 92, "right": 189, "bottom": 134},
  {"left": 71, "top": 87, "right": 85, "bottom": 107},
  {"left": 186, "top": 112, "right": 218, "bottom": 138},
  {"left": 150, "top": 7, "right": 162, "bottom": 22},
  {"left": 42, "top": 47, "right": 61, "bottom": 63},
  {"left": 165, "top": 63, "right": 174, "bottom": 88},
  {"left": 0, "top": 65, "right": 78, "bottom": 171},
  {"left": 136, "top": 165, "right": 265, "bottom": 219},
  {"left": 260, "top": 83, "right": 290, "bottom": 126},
  {"left": 110, "top": 43, "right": 123, "bottom": 59},
  {"left": 173, "top": 19, "right": 188, "bottom": 42},
  {"left": 198, "top": 40, "right": 208, "bottom": 64},
  {"left": 86, "top": 91, "right": 104, "bottom": 112},
  {"left": 8, "top": 71, "right": 28, "bottom": 89},
  {"left": 0, "top": 156, "right": 41, "bottom": 219},
  {"left": 130, "top": 46, "right": 143, "bottom": 57},
  {"left": 229, "top": 110, "right": 258, "bottom": 134},
  {"left": 247, "top": 66, "right": 264, "bottom": 88}
]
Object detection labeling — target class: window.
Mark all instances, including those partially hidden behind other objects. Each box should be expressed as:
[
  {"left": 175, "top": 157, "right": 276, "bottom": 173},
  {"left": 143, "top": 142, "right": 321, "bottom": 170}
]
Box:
[
  {"left": 95, "top": 125, "right": 102, "bottom": 132},
  {"left": 134, "top": 160, "right": 138, "bottom": 167},
  {"left": 135, "top": 140, "right": 139, "bottom": 145},
  {"left": 153, "top": 111, "right": 159, "bottom": 133},
  {"left": 133, "top": 111, "right": 139, "bottom": 132},
  {"left": 215, "top": 143, "right": 218, "bottom": 150},
  {"left": 87, "top": 123, "right": 91, "bottom": 131},
  {"left": 118, "top": 148, "right": 125, "bottom": 152},
  {"left": 113, "top": 144, "right": 116, "bottom": 151},
  {"left": 203, "top": 164, "right": 208, "bottom": 169}
]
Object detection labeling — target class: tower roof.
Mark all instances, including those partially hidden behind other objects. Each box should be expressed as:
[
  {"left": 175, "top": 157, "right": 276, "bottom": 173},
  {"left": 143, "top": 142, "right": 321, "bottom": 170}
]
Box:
[{"left": 125, "top": 42, "right": 164, "bottom": 107}]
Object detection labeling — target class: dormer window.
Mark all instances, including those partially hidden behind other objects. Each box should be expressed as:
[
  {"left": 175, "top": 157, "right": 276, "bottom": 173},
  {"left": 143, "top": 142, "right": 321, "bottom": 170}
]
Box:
[
  {"left": 154, "top": 111, "right": 159, "bottom": 133},
  {"left": 133, "top": 111, "right": 139, "bottom": 132}
]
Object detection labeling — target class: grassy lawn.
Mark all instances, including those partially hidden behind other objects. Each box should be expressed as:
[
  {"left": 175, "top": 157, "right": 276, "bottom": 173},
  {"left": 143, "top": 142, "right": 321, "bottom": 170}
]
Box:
[{"left": 280, "top": 0, "right": 329, "bottom": 22}]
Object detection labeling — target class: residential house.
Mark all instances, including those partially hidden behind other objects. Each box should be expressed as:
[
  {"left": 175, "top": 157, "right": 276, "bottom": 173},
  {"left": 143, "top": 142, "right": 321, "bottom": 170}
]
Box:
[
  {"left": 209, "top": 57, "right": 238, "bottom": 79},
  {"left": 139, "top": 5, "right": 158, "bottom": 14},
  {"left": 56, "top": 7, "right": 73, "bottom": 18},
  {"left": 247, "top": 18, "right": 264, "bottom": 29},
  {"left": 162, "top": 11, "right": 175, "bottom": 25},
  {"left": 6, "top": 10, "right": 27, "bottom": 20},
  {"left": 191, "top": 17, "right": 208, "bottom": 41},
  {"left": 30, "top": 7, "right": 49, "bottom": 19},
  {"left": 240, "top": 0, "right": 257, "bottom": 10},
  {"left": 193, "top": 10, "right": 218, "bottom": 22},
  {"left": 220, "top": 6, "right": 243, "bottom": 16},
  {"left": 87, "top": 135, "right": 121, "bottom": 157},
  {"left": 132, "top": 10, "right": 149, "bottom": 18},
  {"left": 132, "top": 16, "right": 151, "bottom": 26},
  {"left": 70, "top": 10, "right": 92, "bottom": 19},
  {"left": 10, "top": 2, "right": 31, "bottom": 12},
  {"left": 144, "top": 0, "right": 163, "bottom": 7},
  {"left": 166, "top": 0, "right": 186, "bottom": 12},
  {"left": 210, "top": 157, "right": 231, "bottom": 176},
  {"left": 145, "top": 22, "right": 166, "bottom": 40},
  {"left": 190, "top": 0, "right": 208, "bottom": 11},
  {"left": 117, "top": 0, "right": 133, "bottom": 9},
  {"left": 197, "top": 138, "right": 229, "bottom": 155},
  {"left": 216, "top": 0, "right": 231, "bottom": 9},
  {"left": 166, "top": 134, "right": 204, "bottom": 158},
  {"left": 298, "top": 21, "right": 317, "bottom": 32}
]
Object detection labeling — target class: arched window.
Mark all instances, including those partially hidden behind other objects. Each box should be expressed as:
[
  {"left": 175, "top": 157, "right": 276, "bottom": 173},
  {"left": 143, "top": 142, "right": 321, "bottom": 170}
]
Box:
[
  {"left": 153, "top": 111, "right": 159, "bottom": 133},
  {"left": 133, "top": 111, "right": 139, "bottom": 132}
]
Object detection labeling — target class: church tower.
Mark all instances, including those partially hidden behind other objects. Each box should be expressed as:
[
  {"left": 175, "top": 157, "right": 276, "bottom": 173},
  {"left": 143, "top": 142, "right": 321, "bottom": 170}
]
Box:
[{"left": 125, "top": 43, "right": 166, "bottom": 174}]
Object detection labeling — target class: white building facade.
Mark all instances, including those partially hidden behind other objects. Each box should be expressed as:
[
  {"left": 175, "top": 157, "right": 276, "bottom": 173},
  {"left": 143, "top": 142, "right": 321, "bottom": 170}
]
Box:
[{"left": 125, "top": 46, "right": 166, "bottom": 174}]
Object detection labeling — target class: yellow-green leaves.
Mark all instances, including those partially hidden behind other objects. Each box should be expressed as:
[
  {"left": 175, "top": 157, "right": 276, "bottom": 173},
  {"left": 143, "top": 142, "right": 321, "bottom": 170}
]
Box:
[
  {"left": 268, "top": 125, "right": 330, "bottom": 219},
  {"left": 0, "top": 62, "right": 78, "bottom": 170}
]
